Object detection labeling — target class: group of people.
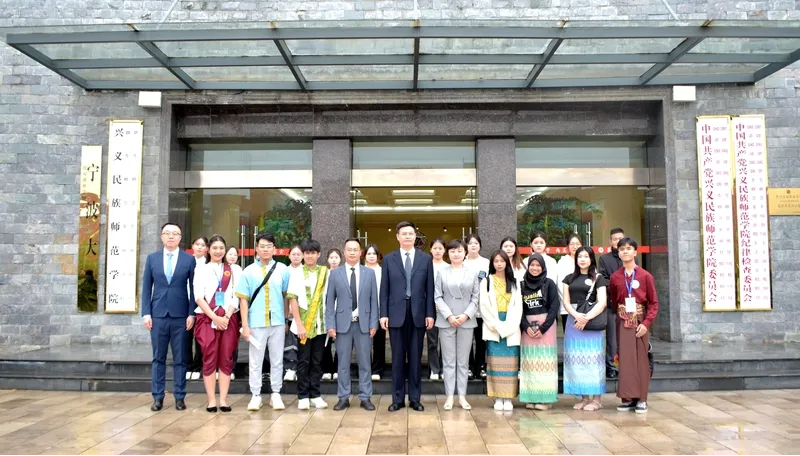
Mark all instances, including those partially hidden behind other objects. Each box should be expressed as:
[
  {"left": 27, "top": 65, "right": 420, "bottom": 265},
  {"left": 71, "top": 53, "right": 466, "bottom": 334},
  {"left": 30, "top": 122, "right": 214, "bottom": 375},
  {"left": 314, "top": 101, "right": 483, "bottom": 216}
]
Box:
[{"left": 142, "top": 220, "right": 658, "bottom": 415}]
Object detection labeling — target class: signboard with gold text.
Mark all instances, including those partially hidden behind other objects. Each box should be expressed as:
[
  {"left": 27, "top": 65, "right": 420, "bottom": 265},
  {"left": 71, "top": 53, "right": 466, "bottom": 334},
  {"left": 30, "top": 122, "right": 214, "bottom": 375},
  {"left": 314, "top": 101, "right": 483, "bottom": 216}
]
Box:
[{"left": 78, "top": 146, "right": 102, "bottom": 312}]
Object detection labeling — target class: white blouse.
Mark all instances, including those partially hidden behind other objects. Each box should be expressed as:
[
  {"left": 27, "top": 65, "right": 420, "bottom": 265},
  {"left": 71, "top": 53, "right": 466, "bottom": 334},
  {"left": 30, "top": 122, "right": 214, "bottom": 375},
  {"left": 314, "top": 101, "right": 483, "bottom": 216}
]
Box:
[
  {"left": 556, "top": 255, "right": 576, "bottom": 315},
  {"left": 192, "top": 262, "right": 243, "bottom": 314},
  {"left": 367, "top": 264, "right": 382, "bottom": 306}
]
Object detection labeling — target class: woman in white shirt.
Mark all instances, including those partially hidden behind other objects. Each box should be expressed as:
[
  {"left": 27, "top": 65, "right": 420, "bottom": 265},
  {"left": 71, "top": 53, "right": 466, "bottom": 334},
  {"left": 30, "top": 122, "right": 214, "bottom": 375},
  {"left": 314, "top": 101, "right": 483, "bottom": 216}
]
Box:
[
  {"left": 500, "top": 236, "right": 526, "bottom": 283},
  {"left": 224, "top": 247, "right": 240, "bottom": 381},
  {"left": 365, "top": 244, "right": 386, "bottom": 381},
  {"left": 428, "top": 238, "right": 449, "bottom": 381},
  {"left": 464, "top": 233, "right": 490, "bottom": 379},
  {"left": 187, "top": 235, "right": 209, "bottom": 380},
  {"left": 556, "top": 234, "right": 583, "bottom": 332},
  {"left": 192, "top": 235, "right": 242, "bottom": 413}
]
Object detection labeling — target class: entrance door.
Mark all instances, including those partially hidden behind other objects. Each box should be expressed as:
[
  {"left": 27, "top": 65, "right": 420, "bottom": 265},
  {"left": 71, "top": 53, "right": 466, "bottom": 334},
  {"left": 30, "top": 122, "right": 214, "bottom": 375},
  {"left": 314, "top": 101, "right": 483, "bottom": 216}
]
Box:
[{"left": 353, "top": 186, "right": 477, "bottom": 253}]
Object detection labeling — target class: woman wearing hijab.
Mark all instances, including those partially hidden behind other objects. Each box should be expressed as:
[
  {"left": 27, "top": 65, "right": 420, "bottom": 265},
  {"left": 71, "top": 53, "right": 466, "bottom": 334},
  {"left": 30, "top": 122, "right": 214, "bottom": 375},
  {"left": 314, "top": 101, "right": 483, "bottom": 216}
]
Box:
[
  {"left": 562, "top": 246, "right": 608, "bottom": 411},
  {"left": 480, "top": 250, "right": 523, "bottom": 412},
  {"left": 518, "top": 254, "right": 560, "bottom": 410}
]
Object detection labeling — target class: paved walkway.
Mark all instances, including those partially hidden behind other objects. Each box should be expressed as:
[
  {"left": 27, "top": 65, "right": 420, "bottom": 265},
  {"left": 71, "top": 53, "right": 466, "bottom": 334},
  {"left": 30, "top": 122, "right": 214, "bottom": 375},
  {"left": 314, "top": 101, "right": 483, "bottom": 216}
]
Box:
[{"left": 0, "top": 389, "right": 797, "bottom": 455}]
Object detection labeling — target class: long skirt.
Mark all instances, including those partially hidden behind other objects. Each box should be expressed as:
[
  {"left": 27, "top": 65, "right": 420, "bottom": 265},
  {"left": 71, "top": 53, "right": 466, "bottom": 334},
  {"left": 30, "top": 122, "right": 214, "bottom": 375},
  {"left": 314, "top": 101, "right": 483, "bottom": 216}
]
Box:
[
  {"left": 194, "top": 312, "right": 241, "bottom": 377},
  {"left": 486, "top": 312, "right": 520, "bottom": 399},
  {"left": 519, "top": 314, "right": 558, "bottom": 404},
  {"left": 616, "top": 321, "right": 651, "bottom": 401},
  {"left": 563, "top": 315, "right": 606, "bottom": 396}
]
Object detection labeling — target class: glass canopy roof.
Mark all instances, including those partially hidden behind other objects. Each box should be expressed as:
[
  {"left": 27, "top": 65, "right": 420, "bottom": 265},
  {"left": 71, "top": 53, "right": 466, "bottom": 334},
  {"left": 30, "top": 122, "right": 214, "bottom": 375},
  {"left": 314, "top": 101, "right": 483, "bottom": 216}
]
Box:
[{"left": 3, "top": 19, "right": 800, "bottom": 91}]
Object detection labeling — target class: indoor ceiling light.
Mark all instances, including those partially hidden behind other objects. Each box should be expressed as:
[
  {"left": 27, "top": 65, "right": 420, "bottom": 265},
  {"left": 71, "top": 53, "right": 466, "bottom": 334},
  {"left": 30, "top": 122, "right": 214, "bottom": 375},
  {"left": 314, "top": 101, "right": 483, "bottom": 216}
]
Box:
[
  {"left": 394, "top": 199, "right": 434, "bottom": 205},
  {"left": 391, "top": 189, "right": 435, "bottom": 196}
]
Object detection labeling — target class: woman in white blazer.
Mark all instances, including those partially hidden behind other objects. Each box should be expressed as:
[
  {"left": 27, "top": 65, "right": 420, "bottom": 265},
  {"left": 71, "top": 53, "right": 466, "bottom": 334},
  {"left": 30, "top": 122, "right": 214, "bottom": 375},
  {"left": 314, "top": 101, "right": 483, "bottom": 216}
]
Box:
[
  {"left": 479, "top": 250, "right": 523, "bottom": 412},
  {"left": 365, "top": 244, "right": 386, "bottom": 381}
]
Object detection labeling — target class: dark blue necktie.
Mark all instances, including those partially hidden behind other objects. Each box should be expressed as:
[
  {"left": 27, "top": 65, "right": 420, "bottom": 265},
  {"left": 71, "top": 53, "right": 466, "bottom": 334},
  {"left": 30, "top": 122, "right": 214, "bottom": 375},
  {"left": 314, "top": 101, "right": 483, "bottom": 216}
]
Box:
[{"left": 404, "top": 252, "right": 412, "bottom": 298}]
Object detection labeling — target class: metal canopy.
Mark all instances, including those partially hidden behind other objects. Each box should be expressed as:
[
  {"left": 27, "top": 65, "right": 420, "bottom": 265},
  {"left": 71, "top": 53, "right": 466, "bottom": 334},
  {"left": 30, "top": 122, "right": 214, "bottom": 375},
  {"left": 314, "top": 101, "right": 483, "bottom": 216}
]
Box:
[{"left": 3, "top": 19, "right": 800, "bottom": 91}]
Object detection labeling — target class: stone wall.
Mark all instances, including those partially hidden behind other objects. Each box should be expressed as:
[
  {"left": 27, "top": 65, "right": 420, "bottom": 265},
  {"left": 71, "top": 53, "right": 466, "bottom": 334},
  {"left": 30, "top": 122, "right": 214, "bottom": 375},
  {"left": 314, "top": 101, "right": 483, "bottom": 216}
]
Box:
[{"left": 2, "top": 0, "right": 800, "bottom": 346}]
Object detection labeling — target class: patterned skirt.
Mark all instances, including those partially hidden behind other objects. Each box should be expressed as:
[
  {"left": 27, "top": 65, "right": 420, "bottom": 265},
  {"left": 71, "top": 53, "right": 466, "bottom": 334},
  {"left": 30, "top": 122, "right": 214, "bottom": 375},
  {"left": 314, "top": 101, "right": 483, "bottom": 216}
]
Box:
[
  {"left": 563, "top": 315, "right": 606, "bottom": 396},
  {"left": 519, "top": 314, "right": 558, "bottom": 404},
  {"left": 486, "top": 312, "right": 520, "bottom": 399}
]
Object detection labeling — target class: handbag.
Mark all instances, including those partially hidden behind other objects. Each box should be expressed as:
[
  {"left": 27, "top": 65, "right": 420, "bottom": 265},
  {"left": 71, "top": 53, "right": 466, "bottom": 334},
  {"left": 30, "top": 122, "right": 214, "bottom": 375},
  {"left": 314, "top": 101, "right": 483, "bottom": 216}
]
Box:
[{"left": 575, "top": 274, "right": 607, "bottom": 331}]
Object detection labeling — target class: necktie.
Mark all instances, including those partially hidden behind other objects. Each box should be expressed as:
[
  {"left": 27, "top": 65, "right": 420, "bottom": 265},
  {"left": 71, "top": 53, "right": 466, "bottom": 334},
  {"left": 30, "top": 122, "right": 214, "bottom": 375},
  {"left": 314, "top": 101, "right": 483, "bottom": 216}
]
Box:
[
  {"left": 166, "top": 253, "right": 174, "bottom": 284},
  {"left": 350, "top": 267, "right": 357, "bottom": 311},
  {"left": 404, "top": 252, "right": 412, "bottom": 298}
]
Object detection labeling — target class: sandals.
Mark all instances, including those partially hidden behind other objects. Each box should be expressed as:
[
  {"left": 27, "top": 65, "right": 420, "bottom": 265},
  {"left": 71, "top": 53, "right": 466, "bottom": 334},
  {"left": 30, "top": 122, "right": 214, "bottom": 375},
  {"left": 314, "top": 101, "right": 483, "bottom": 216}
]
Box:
[
  {"left": 583, "top": 400, "right": 603, "bottom": 411},
  {"left": 573, "top": 398, "right": 591, "bottom": 410}
]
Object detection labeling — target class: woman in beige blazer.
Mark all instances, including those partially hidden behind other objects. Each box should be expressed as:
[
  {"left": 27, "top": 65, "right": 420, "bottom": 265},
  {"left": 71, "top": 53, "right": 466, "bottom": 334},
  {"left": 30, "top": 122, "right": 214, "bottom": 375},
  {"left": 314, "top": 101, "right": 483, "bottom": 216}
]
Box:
[
  {"left": 479, "top": 250, "right": 523, "bottom": 412},
  {"left": 435, "top": 239, "right": 480, "bottom": 411}
]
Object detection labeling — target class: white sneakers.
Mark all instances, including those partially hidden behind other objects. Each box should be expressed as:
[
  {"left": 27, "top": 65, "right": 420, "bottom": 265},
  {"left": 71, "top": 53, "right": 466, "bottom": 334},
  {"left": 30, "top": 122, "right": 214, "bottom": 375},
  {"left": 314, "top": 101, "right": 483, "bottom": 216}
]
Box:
[
  {"left": 371, "top": 374, "right": 380, "bottom": 381},
  {"left": 493, "top": 399, "right": 513, "bottom": 411},
  {"left": 190, "top": 371, "right": 200, "bottom": 380},
  {"left": 322, "top": 373, "right": 332, "bottom": 381},
  {"left": 185, "top": 372, "right": 191, "bottom": 380},
  {"left": 230, "top": 373, "right": 235, "bottom": 380},
  {"left": 298, "top": 397, "right": 328, "bottom": 410},
  {"left": 459, "top": 396, "right": 472, "bottom": 410},
  {"left": 333, "top": 373, "right": 338, "bottom": 381},
  {"left": 247, "top": 395, "right": 263, "bottom": 411},
  {"left": 430, "top": 373, "right": 440, "bottom": 381},
  {"left": 284, "top": 370, "right": 297, "bottom": 382},
  {"left": 270, "top": 393, "right": 285, "bottom": 410},
  {"left": 297, "top": 398, "right": 310, "bottom": 410},
  {"left": 312, "top": 397, "right": 328, "bottom": 409}
]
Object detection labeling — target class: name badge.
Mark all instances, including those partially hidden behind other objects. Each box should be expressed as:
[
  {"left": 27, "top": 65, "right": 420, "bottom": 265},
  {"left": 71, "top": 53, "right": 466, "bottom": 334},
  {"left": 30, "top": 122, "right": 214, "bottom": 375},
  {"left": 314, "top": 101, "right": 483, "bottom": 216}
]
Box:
[
  {"left": 631, "top": 280, "right": 640, "bottom": 290},
  {"left": 625, "top": 297, "right": 637, "bottom": 313},
  {"left": 215, "top": 291, "right": 225, "bottom": 308}
]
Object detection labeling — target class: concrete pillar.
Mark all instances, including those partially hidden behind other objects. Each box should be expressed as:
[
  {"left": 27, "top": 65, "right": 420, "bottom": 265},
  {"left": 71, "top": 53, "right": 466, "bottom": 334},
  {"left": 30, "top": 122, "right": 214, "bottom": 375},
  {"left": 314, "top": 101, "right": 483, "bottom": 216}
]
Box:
[
  {"left": 476, "top": 138, "right": 517, "bottom": 256},
  {"left": 312, "top": 139, "right": 352, "bottom": 259}
]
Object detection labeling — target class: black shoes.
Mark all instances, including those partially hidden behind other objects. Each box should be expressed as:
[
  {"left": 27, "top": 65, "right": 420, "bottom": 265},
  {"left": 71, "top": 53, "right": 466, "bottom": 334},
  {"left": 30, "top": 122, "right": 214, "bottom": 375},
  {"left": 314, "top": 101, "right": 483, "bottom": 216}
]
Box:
[
  {"left": 175, "top": 399, "right": 187, "bottom": 411},
  {"left": 151, "top": 399, "right": 163, "bottom": 412},
  {"left": 206, "top": 406, "right": 218, "bottom": 413},
  {"left": 409, "top": 401, "right": 424, "bottom": 412},
  {"left": 388, "top": 402, "right": 405, "bottom": 412},
  {"left": 220, "top": 406, "right": 232, "bottom": 413},
  {"left": 334, "top": 399, "right": 350, "bottom": 411},
  {"left": 360, "top": 399, "right": 375, "bottom": 411}
]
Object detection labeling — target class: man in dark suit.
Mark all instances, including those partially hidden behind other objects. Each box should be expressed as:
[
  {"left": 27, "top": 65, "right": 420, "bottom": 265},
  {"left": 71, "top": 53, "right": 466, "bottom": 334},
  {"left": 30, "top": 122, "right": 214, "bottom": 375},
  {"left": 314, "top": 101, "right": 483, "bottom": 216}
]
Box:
[
  {"left": 380, "top": 221, "right": 435, "bottom": 412},
  {"left": 598, "top": 227, "right": 629, "bottom": 379},
  {"left": 326, "top": 238, "right": 379, "bottom": 411},
  {"left": 141, "top": 222, "right": 196, "bottom": 412}
]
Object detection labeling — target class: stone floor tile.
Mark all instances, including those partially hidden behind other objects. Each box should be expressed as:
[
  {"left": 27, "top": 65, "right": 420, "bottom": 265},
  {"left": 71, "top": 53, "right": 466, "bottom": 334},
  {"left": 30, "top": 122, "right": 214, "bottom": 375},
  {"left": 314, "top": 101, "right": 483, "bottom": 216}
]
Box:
[
  {"left": 486, "top": 443, "right": 530, "bottom": 455},
  {"left": 367, "top": 435, "right": 408, "bottom": 454}
]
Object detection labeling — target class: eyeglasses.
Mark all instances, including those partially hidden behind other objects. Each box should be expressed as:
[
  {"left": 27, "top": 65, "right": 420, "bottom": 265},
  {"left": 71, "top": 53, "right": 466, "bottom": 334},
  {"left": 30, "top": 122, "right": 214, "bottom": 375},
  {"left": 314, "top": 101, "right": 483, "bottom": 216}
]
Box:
[{"left": 162, "top": 231, "right": 181, "bottom": 237}]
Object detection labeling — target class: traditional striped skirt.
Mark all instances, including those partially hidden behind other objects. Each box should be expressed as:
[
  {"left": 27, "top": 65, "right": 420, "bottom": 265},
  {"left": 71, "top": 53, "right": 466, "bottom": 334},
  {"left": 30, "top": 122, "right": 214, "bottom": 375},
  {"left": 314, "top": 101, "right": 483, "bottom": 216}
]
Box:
[
  {"left": 563, "top": 315, "right": 606, "bottom": 396},
  {"left": 486, "top": 312, "right": 520, "bottom": 399},
  {"left": 519, "top": 314, "right": 558, "bottom": 404}
]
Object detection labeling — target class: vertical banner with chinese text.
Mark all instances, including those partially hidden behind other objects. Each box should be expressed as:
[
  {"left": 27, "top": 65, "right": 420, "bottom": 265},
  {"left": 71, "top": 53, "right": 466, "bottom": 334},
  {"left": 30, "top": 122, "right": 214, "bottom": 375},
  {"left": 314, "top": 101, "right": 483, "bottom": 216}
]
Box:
[
  {"left": 732, "top": 115, "right": 772, "bottom": 311},
  {"left": 78, "top": 146, "right": 102, "bottom": 312},
  {"left": 696, "top": 116, "right": 737, "bottom": 311},
  {"left": 104, "top": 121, "right": 144, "bottom": 313}
]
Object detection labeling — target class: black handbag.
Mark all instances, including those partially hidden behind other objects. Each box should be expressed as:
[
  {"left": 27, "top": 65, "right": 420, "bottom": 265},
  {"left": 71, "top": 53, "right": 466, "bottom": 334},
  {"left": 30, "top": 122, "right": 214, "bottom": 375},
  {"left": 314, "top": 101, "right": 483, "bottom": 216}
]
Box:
[{"left": 575, "top": 274, "right": 607, "bottom": 331}]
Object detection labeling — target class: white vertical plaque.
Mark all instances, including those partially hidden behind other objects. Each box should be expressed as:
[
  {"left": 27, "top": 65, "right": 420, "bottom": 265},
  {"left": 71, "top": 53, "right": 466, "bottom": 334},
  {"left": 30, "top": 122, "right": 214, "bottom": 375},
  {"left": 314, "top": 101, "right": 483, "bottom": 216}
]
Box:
[
  {"left": 696, "top": 116, "right": 737, "bottom": 311},
  {"left": 732, "top": 115, "right": 772, "bottom": 311},
  {"left": 104, "top": 120, "right": 144, "bottom": 313}
]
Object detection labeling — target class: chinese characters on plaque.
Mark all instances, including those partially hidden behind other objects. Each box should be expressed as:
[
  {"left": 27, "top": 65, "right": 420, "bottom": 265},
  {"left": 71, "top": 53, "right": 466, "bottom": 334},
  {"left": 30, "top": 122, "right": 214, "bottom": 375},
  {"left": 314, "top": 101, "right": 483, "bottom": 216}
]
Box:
[
  {"left": 732, "top": 115, "right": 772, "bottom": 311},
  {"left": 696, "top": 116, "right": 738, "bottom": 311},
  {"left": 78, "top": 146, "right": 102, "bottom": 312},
  {"left": 104, "top": 121, "right": 144, "bottom": 313}
]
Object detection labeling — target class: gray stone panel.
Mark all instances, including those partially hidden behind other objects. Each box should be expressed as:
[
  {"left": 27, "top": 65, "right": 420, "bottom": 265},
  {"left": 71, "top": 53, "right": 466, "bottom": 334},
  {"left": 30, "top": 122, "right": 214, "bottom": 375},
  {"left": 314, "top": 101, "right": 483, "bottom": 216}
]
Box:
[
  {"left": 476, "top": 202, "right": 517, "bottom": 258},
  {"left": 312, "top": 203, "right": 352, "bottom": 261},
  {"left": 312, "top": 139, "right": 352, "bottom": 206},
  {"left": 476, "top": 138, "right": 516, "bottom": 205}
]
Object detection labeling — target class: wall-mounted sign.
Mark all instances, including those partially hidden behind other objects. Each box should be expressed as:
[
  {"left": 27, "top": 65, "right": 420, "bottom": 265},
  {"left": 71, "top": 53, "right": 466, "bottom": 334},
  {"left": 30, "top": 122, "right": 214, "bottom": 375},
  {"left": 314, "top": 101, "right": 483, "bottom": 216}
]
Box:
[
  {"left": 732, "top": 115, "right": 772, "bottom": 311},
  {"left": 104, "top": 120, "right": 144, "bottom": 314},
  {"left": 768, "top": 188, "right": 800, "bottom": 216},
  {"left": 696, "top": 116, "right": 738, "bottom": 311},
  {"left": 78, "top": 146, "right": 102, "bottom": 312}
]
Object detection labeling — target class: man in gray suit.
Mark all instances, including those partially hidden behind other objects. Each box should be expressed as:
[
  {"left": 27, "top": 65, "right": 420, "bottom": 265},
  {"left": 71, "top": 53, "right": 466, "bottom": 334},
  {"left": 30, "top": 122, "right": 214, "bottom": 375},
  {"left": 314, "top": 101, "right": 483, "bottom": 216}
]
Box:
[{"left": 325, "top": 238, "right": 379, "bottom": 411}]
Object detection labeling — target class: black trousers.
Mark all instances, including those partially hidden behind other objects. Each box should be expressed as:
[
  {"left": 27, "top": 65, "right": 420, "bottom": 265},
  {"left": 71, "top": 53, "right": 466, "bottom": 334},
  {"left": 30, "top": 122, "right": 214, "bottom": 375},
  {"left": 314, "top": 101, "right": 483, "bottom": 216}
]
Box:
[
  {"left": 186, "top": 331, "right": 202, "bottom": 372},
  {"left": 469, "top": 318, "right": 486, "bottom": 374},
  {"left": 426, "top": 326, "right": 442, "bottom": 375},
  {"left": 322, "top": 341, "right": 338, "bottom": 375},
  {"left": 297, "top": 334, "right": 325, "bottom": 399},
  {"left": 561, "top": 313, "right": 569, "bottom": 332},
  {"left": 372, "top": 328, "right": 387, "bottom": 376}
]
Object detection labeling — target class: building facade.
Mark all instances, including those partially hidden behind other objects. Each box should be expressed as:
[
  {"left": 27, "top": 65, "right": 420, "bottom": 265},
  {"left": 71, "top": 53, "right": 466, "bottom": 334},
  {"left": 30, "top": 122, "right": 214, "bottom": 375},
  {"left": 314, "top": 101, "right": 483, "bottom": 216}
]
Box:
[{"left": 1, "top": 0, "right": 799, "bottom": 349}]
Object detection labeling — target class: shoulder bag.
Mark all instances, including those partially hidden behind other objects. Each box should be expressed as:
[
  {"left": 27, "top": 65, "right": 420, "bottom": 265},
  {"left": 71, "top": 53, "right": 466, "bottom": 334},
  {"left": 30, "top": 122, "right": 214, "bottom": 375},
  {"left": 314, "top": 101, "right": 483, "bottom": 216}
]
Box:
[{"left": 575, "top": 274, "right": 607, "bottom": 331}]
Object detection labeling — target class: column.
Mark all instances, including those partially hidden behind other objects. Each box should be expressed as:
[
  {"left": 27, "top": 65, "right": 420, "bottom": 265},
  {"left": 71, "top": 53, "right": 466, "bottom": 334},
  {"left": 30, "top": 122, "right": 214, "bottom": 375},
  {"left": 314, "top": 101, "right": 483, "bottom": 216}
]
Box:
[
  {"left": 476, "top": 138, "right": 517, "bottom": 256},
  {"left": 312, "top": 139, "right": 352, "bottom": 258}
]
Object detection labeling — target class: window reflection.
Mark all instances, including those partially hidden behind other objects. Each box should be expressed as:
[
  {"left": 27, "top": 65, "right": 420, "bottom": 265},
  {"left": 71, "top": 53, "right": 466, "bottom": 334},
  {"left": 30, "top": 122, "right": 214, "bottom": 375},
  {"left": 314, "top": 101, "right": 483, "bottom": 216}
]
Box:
[
  {"left": 188, "top": 143, "right": 312, "bottom": 171},
  {"left": 516, "top": 141, "right": 647, "bottom": 168},
  {"left": 353, "top": 141, "right": 476, "bottom": 169}
]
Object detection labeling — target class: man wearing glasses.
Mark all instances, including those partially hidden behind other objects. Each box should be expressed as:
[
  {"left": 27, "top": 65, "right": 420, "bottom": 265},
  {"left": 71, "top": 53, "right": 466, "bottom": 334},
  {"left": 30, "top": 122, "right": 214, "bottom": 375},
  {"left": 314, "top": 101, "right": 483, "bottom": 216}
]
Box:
[
  {"left": 236, "top": 233, "right": 290, "bottom": 411},
  {"left": 141, "top": 223, "right": 196, "bottom": 412}
]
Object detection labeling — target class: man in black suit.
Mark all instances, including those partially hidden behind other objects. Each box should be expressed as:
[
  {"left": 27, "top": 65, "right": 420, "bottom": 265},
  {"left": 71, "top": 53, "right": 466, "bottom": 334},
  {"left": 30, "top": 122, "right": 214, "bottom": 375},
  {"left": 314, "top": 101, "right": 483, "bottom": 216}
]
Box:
[{"left": 379, "top": 221, "right": 435, "bottom": 412}]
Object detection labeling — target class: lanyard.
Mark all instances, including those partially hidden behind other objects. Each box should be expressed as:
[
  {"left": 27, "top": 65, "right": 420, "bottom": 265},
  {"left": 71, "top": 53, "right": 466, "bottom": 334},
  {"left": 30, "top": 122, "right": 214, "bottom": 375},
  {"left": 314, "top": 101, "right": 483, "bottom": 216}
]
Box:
[
  {"left": 212, "top": 263, "right": 224, "bottom": 291},
  {"left": 625, "top": 268, "right": 636, "bottom": 298}
]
